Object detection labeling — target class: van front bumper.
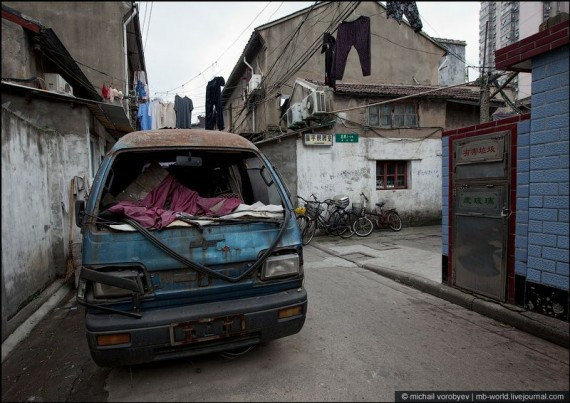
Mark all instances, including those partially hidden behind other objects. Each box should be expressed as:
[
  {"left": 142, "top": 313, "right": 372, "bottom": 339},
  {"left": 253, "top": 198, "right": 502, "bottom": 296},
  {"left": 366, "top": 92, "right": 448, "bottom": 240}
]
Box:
[{"left": 85, "top": 287, "right": 307, "bottom": 367}]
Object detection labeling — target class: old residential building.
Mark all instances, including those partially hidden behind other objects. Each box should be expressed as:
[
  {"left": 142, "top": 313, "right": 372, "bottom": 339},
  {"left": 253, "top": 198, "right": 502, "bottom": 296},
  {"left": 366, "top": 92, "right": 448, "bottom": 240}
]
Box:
[
  {"left": 221, "top": 1, "right": 504, "bottom": 225},
  {"left": 1, "top": 2, "right": 146, "bottom": 340}
]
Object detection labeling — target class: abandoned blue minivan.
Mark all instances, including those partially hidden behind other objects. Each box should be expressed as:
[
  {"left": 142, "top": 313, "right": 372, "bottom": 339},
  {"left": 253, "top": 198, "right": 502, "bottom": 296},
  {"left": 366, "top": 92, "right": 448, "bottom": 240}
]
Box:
[{"left": 75, "top": 129, "right": 307, "bottom": 367}]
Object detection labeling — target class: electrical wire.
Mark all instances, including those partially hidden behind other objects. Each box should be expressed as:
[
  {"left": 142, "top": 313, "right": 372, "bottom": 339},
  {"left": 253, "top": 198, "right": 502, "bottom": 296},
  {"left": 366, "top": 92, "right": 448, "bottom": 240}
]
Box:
[
  {"left": 144, "top": 1, "right": 153, "bottom": 52},
  {"left": 232, "top": 2, "right": 359, "bottom": 132},
  {"left": 160, "top": 1, "right": 272, "bottom": 95}
]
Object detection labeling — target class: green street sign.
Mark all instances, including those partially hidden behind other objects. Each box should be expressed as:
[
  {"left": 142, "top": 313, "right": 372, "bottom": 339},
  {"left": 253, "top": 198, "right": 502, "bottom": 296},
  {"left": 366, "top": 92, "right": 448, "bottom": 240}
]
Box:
[{"left": 335, "top": 133, "right": 358, "bottom": 143}]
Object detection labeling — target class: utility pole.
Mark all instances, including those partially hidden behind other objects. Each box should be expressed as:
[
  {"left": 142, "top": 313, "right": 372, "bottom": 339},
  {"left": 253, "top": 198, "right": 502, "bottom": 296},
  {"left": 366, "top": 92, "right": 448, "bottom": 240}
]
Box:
[{"left": 480, "top": 21, "right": 490, "bottom": 123}]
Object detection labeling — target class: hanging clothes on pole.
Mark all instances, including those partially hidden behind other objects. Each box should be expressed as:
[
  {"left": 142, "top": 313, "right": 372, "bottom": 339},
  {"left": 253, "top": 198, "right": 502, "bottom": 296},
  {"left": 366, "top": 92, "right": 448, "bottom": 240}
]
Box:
[
  {"left": 321, "top": 32, "right": 336, "bottom": 88},
  {"left": 205, "top": 76, "right": 225, "bottom": 130},
  {"left": 137, "top": 102, "right": 152, "bottom": 130},
  {"left": 334, "top": 16, "right": 371, "bottom": 81},
  {"left": 386, "top": 1, "right": 423, "bottom": 33},
  {"left": 174, "top": 95, "right": 193, "bottom": 129}
]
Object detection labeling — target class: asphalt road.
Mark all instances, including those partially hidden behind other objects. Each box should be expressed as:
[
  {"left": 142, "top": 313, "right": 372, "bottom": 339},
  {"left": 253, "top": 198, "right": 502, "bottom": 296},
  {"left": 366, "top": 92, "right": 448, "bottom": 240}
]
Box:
[{"left": 2, "top": 242, "right": 569, "bottom": 402}]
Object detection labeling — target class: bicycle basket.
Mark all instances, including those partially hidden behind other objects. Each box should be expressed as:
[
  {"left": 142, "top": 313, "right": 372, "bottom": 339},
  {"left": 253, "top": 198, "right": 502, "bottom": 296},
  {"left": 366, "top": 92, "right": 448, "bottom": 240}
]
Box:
[
  {"left": 306, "top": 201, "right": 320, "bottom": 217},
  {"left": 351, "top": 203, "right": 362, "bottom": 214}
]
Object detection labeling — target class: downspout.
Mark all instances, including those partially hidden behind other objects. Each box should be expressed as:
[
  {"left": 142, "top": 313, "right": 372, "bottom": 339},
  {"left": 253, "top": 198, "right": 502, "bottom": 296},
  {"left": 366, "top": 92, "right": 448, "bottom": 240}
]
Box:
[
  {"left": 244, "top": 58, "right": 255, "bottom": 132},
  {"left": 123, "top": 5, "right": 138, "bottom": 123}
]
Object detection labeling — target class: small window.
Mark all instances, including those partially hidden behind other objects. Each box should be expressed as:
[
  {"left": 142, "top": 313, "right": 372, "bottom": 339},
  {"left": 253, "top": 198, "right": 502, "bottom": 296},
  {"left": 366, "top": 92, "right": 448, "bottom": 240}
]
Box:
[
  {"left": 369, "top": 103, "right": 417, "bottom": 128},
  {"left": 376, "top": 160, "right": 408, "bottom": 190}
]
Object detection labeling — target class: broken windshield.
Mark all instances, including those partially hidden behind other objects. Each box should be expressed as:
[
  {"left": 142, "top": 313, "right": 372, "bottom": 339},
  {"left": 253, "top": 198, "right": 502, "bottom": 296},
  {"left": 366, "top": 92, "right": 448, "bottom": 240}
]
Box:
[{"left": 95, "top": 149, "right": 285, "bottom": 230}]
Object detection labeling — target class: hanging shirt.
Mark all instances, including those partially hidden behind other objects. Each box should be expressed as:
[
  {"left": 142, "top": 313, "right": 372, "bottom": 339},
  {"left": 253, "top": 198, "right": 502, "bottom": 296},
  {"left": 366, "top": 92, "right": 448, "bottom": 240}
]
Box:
[
  {"left": 150, "top": 99, "right": 163, "bottom": 130},
  {"left": 161, "top": 101, "right": 176, "bottom": 128},
  {"left": 137, "top": 102, "right": 152, "bottom": 130},
  {"left": 386, "top": 1, "right": 423, "bottom": 33},
  {"left": 174, "top": 95, "right": 193, "bottom": 129},
  {"left": 334, "top": 16, "right": 371, "bottom": 81}
]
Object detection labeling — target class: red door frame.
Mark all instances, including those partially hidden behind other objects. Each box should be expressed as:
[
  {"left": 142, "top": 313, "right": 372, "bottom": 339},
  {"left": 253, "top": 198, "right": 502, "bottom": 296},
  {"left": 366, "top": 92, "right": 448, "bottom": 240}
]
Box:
[{"left": 443, "top": 114, "right": 530, "bottom": 304}]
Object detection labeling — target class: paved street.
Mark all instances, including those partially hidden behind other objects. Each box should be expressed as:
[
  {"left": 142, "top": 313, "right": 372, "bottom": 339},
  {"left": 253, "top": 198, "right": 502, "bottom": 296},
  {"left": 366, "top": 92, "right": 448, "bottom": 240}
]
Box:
[{"left": 2, "top": 229, "right": 569, "bottom": 402}]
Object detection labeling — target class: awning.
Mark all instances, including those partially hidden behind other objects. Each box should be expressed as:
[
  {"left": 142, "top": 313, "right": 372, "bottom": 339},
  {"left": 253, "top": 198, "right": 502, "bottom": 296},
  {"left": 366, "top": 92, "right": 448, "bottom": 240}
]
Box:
[{"left": 1, "top": 81, "right": 134, "bottom": 139}]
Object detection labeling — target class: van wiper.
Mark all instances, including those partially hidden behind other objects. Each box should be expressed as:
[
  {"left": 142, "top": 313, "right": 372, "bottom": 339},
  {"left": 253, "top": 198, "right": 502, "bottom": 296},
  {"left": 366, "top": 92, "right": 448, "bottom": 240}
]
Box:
[{"left": 176, "top": 213, "right": 282, "bottom": 226}]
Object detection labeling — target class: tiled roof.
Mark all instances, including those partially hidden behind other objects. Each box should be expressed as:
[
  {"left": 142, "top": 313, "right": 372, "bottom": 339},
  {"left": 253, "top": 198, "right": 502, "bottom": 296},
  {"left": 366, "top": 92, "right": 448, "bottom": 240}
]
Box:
[{"left": 305, "top": 79, "right": 490, "bottom": 103}]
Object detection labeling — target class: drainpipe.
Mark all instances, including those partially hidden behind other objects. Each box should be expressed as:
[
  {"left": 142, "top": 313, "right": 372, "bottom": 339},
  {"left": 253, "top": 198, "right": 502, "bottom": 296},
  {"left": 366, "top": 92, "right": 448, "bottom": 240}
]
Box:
[
  {"left": 123, "top": 5, "right": 138, "bottom": 123},
  {"left": 244, "top": 57, "right": 255, "bottom": 132}
]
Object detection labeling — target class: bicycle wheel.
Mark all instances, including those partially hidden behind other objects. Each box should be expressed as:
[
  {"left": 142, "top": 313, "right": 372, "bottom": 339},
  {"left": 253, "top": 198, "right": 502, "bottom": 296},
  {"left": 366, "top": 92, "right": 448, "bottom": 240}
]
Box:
[
  {"left": 325, "top": 210, "right": 342, "bottom": 236},
  {"left": 354, "top": 216, "right": 374, "bottom": 237},
  {"left": 388, "top": 212, "right": 402, "bottom": 231},
  {"left": 303, "top": 218, "right": 317, "bottom": 245},
  {"left": 338, "top": 211, "right": 356, "bottom": 239}
]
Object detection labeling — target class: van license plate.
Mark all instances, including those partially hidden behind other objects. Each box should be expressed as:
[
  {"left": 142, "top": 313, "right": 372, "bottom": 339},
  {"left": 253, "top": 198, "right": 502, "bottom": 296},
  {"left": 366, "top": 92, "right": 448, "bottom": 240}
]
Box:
[{"left": 169, "top": 315, "right": 245, "bottom": 346}]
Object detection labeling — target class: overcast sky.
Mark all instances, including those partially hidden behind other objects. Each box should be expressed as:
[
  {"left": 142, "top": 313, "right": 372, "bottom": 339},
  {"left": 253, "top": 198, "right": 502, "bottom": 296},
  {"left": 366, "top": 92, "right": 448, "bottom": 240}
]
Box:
[{"left": 137, "top": 1, "right": 481, "bottom": 122}]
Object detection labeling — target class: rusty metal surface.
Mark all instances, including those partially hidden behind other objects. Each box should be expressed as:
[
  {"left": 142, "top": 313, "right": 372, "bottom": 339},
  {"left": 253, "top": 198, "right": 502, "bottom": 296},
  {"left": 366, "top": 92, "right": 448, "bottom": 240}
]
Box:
[{"left": 110, "top": 129, "right": 259, "bottom": 153}]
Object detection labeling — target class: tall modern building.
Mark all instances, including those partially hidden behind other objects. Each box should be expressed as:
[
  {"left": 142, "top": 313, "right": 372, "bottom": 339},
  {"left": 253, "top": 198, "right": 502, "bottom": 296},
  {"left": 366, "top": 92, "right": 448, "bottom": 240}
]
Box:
[{"left": 479, "top": 1, "right": 569, "bottom": 101}]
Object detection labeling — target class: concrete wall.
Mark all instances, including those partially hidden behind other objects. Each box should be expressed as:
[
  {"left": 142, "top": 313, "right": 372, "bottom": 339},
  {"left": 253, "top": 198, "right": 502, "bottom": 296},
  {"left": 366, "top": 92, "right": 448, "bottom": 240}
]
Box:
[
  {"left": 1, "top": 19, "right": 36, "bottom": 81},
  {"left": 2, "top": 1, "right": 131, "bottom": 96},
  {"left": 445, "top": 102, "right": 480, "bottom": 130},
  {"left": 226, "top": 1, "right": 445, "bottom": 132},
  {"left": 437, "top": 41, "right": 466, "bottom": 85},
  {"left": 515, "top": 45, "right": 569, "bottom": 292},
  {"left": 1, "top": 94, "right": 93, "bottom": 340},
  {"left": 257, "top": 136, "right": 298, "bottom": 204},
  {"left": 295, "top": 135, "right": 442, "bottom": 225}
]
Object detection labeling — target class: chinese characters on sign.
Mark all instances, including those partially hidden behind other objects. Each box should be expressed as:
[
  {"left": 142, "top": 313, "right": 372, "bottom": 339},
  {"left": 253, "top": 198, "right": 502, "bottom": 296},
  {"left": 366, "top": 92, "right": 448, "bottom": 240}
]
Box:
[
  {"left": 335, "top": 133, "right": 359, "bottom": 143},
  {"left": 459, "top": 192, "right": 499, "bottom": 210},
  {"left": 457, "top": 138, "right": 502, "bottom": 163},
  {"left": 303, "top": 133, "right": 333, "bottom": 146}
]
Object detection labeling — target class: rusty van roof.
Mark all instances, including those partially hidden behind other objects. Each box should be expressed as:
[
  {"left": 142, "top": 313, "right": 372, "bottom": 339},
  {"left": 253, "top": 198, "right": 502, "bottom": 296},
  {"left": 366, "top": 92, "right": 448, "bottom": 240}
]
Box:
[{"left": 110, "top": 129, "right": 259, "bottom": 153}]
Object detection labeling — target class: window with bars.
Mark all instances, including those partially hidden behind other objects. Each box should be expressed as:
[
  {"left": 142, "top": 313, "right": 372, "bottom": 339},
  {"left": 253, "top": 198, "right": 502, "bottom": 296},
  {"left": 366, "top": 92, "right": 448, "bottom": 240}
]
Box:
[
  {"left": 376, "top": 160, "right": 408, "bottom": 190},
  {"left": 369, "top": 103, "right": 418, "bottom": 128}
]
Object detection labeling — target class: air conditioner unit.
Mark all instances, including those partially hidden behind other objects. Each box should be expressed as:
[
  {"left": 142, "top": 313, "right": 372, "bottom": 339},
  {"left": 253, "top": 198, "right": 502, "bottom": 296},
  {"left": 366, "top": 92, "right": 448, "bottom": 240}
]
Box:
[
  {"left": 302, "top": 90, "right": 332, "bottom": 120},
  {"left": 248, "top": 74, "right": 262, "bottom": 93},
  {"left": 44, "top": 73, "right": 73, "bottom": 95},
  {"left": 286, "top": 102, "right": 305, "bottom": 129}
]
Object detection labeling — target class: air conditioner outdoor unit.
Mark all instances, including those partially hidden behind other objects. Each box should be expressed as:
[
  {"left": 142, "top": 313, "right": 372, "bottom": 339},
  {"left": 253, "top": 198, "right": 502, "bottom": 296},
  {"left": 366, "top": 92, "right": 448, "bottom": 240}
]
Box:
[
  {"left": 302, "top": 90, "right": 332, "bottom": 120},
  {"left": 248, "top": 74, "right": 262, "bottom": 93},
  {"left": 44, "top": 73, "right": 73, "bottom": 95},
  {"left": 286, "top": 102, "right": 305, "bottom": 129}
]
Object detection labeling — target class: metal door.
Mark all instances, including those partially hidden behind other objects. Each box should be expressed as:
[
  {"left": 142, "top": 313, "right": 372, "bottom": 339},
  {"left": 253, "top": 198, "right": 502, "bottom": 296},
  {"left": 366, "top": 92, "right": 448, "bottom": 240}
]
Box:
[{"left": 452, "top": 131, "right": 510, "bottom": 301}]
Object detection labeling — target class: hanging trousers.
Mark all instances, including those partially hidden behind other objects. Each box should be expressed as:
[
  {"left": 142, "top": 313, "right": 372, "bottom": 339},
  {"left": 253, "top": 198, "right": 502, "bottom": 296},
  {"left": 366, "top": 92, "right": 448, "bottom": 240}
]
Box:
[
  {"left": 334, "top": 16, "right": 371, "bottom": 81},
  {"left": 321, "top": 32, "right": 336, "bottom": 88},
  {"left": 205, "top": 76, "right": 225, "bottom": 130}
]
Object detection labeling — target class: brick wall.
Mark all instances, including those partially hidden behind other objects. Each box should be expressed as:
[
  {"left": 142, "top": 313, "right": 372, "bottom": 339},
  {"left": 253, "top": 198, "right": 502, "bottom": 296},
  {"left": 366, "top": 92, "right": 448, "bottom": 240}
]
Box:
[{"left": 521, "top": 45, "right": 569, "bottom": 291}]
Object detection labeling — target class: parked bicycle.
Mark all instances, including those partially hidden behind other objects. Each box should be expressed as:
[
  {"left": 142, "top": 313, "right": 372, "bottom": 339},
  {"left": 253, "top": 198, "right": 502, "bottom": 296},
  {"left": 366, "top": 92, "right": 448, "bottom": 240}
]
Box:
[
  {"left": 364, "top": 196, "right": 402, "bottom": 231},
  {"left": 350, "top": 193, "right": 374, "bottom": 237},
  {"left": 297, "top": 194, "right": 354, "bottom": 244}
]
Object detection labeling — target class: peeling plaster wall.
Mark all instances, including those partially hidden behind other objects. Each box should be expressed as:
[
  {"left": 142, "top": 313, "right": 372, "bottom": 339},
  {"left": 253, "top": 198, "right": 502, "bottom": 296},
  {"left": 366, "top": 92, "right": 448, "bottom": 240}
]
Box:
[
  {"left": 296, "top": 136, "right": 442, "bottom": 225},
  {"left": 1, "top": 94, "right": 92, "bottom": 339}
]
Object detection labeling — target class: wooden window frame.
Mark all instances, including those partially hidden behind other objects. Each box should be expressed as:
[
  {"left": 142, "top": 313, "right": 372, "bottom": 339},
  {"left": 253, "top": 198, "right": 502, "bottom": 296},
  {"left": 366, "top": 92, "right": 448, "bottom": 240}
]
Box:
[
  {"left": 376, "top": 160, "right": 408, "bottom": 190},
  {"left": 369, "top": 102, "right": 418, "bottom": 128}
]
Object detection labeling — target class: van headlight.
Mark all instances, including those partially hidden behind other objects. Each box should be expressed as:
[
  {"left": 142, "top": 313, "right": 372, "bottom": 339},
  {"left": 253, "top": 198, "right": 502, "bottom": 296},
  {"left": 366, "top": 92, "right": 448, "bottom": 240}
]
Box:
[{"left": 261, "top": 254, "right": 300, "bottom": 280}]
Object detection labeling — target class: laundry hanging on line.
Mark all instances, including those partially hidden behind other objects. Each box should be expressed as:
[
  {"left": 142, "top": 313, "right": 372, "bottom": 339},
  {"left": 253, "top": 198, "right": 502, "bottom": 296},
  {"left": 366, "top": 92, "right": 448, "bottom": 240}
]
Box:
[
  {"left": 333, "top": 15, "right": 371, "bottom": 82},
  {"left": 134, "top": 70, "right": 149, "bottom": 100},
  {"left": 136, "top": 98, "right": 176, "bottom": 131},
  {"left": 205, "top": 76, "right": 225, "bottom": 131},
  {"left": 321, "top": 32, "right": 337, "bottom": 88},
  {"left": 174, "top": 95, "right": 194, "bottom": 129},
  {"left": 386, "top": 1, "right": 423, "bottom": 33}
]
